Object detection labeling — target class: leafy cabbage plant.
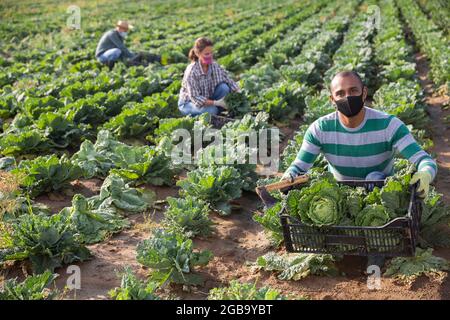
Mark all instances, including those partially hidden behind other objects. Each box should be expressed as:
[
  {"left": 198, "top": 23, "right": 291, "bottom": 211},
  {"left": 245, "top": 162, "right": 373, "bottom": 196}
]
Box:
[
  {"left": 109, "top": 267, "right": 160, "bottom": 300},
  {"left": 163, "top": 196, "right": 213, "bottom": 238},
  {"left": 177, "top": 166, "right": 242, "bottom": 216},
  {"left": 0, "top": 213, "right": 91, "bottom": 274},
  {"left": 385, "top": 248, "right": 449, "bottom": 283},
  {"left": 208, "top": 280, "right": 289, "bottom": 300},
  {"left": 255, "top": 251, "right": 338, "bottom": 280},
  {"left": 136, "top": 229, "right": 213, "bottom": 285},
  {"left": 60, "top": 194, "right": 130, "bottom": 244},
  {"left": 286, "top": 179, "right": 345, "bottom": 226},
  {"left": 0, "top": 271, "right": 58, "bottom": 300}
]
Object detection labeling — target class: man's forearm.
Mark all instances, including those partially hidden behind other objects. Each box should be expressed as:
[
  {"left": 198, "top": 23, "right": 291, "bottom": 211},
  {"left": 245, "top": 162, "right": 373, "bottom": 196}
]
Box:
[
  {"left": 122, "top": 47, "right": 134, "bottom": 59},
  {"left": 110, "top": 33, "right": 133, "bottom": 59},
  {"left": 285, "top": 160, "right": 308, "bottom": 178},
  {"left": 189, "top": 95, "right": 208, "bottom": 107},
  {"left": 417, "top": 156, "right": 437, "bottom": 181}
]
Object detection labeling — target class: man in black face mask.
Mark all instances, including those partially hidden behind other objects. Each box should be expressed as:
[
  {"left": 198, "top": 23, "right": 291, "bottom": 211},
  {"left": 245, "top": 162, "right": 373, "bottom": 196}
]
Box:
[
  {"left": 331, "top": 71, "right": 367, "bottom": 123},
  {"left": 282, "top": 70, "right": 437, "bottom": 269}
]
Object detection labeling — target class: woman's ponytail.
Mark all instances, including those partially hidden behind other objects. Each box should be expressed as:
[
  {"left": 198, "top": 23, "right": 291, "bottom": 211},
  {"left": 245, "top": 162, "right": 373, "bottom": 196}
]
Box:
[{"left": 188, "top": 48, "right": 198, "bottom": 61}]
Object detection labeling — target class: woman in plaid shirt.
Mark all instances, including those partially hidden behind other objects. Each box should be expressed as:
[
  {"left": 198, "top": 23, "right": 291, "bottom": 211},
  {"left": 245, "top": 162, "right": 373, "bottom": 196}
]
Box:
[{"left": 178, "top": 37, "right": 240, "bottom": 116}]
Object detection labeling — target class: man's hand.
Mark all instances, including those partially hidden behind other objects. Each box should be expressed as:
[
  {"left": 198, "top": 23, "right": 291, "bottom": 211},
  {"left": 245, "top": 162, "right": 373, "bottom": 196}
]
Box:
[
  {"left": 214, "top": 97, "right": 228, "bottom": 109},
  {"left": 410, "top": 171, "right": 432, "bottom": 198},
  {"left": 280, "top": 171, "right": 294, "bottom": 183}
]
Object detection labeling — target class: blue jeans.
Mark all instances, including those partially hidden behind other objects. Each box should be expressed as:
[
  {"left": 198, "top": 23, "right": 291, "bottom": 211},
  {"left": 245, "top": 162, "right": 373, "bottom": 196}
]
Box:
[
  {"left": 97, "top": 48, "right": 122, "bottom": 64},
  {"left": 179, "top": 82, "right": 231, "bottom": 116},
  {"left": 365, "top": 171, "right": 387, "bottom": 191}
]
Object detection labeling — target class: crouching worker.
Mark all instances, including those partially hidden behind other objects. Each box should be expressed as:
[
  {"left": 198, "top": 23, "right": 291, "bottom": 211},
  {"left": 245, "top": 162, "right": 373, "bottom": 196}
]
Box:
[
  {"left": 95, "top": 20, "right": 135, "bottom": 70},
  {"left": 178, "top": 37, "right": 240, "bottom": 116},
  {"left": 281, "top": 70, "right": 437, "bottom": 268}
]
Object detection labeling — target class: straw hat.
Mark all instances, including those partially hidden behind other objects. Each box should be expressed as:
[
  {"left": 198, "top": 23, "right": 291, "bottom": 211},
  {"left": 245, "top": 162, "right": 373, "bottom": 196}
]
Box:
[{"left": 116, "top": 20, "right": 134, "bottom": 30}]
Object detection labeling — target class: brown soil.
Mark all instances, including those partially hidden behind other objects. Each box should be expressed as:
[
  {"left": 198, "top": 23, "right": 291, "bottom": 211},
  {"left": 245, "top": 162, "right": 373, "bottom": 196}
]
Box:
[
  {"left": 52, "top": 184, "right": 180, "bottom": 300},
  {"left": 44, "top": 84, "right": 450, "bottom": 299},
  {"left": 46, "top": 182, "right": 450, "bottom": 300},
  {"left": 3, "top": 57, "right": 449, "bottom": 301}
]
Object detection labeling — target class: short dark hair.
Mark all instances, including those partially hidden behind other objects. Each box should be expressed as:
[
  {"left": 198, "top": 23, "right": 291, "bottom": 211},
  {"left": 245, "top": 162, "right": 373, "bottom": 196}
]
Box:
[{"left": 331, "top": 70, "right": 364, "bottom": 90}]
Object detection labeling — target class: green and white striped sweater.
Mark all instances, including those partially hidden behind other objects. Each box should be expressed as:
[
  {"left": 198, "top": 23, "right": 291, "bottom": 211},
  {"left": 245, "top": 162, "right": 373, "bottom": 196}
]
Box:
[{"left": 286, "top": 107, "right": 437, "bottom": 180}]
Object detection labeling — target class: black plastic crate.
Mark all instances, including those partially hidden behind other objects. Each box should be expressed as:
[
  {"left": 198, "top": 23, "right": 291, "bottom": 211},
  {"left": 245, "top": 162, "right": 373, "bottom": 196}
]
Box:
[{"left": 279, "top": 180, "right": 422, "bottom": 257}]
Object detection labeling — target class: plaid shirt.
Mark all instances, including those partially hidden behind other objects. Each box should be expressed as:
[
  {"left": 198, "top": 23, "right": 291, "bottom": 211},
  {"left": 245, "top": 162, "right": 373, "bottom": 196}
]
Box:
[{"left": 179, "top": 60, "right": 239, "bottom": 107}]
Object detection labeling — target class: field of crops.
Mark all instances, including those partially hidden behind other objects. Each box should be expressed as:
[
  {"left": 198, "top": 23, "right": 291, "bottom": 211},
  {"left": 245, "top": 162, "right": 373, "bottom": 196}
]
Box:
[{"left": 0, "top": 0, "right": 449, "bottom": 301}]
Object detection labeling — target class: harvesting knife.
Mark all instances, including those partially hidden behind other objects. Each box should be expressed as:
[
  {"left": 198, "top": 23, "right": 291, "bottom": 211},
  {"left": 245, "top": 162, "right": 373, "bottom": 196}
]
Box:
[{"left": 255, "top": 174, "right": 309, "bottom": 208}]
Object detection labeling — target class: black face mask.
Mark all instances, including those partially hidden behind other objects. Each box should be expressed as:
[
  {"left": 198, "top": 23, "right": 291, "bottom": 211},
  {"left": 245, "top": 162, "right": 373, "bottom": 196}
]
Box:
[{"left": 334, "top": 93, "right": 364, "bottom": 117}]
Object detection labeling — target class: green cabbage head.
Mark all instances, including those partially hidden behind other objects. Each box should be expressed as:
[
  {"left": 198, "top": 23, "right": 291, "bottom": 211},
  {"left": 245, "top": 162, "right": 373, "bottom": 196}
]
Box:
[{"left": 286, "top": 180, "right": 344, "bottom": 226}]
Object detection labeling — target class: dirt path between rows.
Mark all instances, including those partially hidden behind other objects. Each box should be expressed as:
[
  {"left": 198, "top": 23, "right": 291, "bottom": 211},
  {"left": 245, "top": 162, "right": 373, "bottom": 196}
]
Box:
[{"left": 414, "top": 52, "right": 450, "bottom": 204}]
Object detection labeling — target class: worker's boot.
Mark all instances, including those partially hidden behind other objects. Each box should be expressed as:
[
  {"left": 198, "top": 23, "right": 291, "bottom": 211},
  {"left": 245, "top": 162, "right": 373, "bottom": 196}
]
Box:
[
  {"left": 106, "top": 60, "right": 115, "bottom": 71},
  {"left": 366, "top": 255, "right": 385, "bottom": 271}
]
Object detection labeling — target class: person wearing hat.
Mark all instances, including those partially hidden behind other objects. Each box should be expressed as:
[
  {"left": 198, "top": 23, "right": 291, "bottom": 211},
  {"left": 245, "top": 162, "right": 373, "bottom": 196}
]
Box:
[{"left": 95, "top": 20, "right": 136, "bottom": 69}]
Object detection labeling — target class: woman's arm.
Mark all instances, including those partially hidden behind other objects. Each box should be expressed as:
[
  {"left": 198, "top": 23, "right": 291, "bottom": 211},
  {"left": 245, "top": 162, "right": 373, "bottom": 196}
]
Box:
[
  {"left": 217, "top": 64, "right": 240, "bottom": 92},
  {"left": 204, "top": 99, "right": 215, "bottom": 106},
  {"left": 185, "top": 71, "right": 208, "bottom": 107}
]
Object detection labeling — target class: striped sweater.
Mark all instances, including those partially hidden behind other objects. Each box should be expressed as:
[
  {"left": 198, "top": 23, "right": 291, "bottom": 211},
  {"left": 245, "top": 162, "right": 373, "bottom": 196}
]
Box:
[{"left": 285, "top": 107, "right": 437, "bottom": 180}]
